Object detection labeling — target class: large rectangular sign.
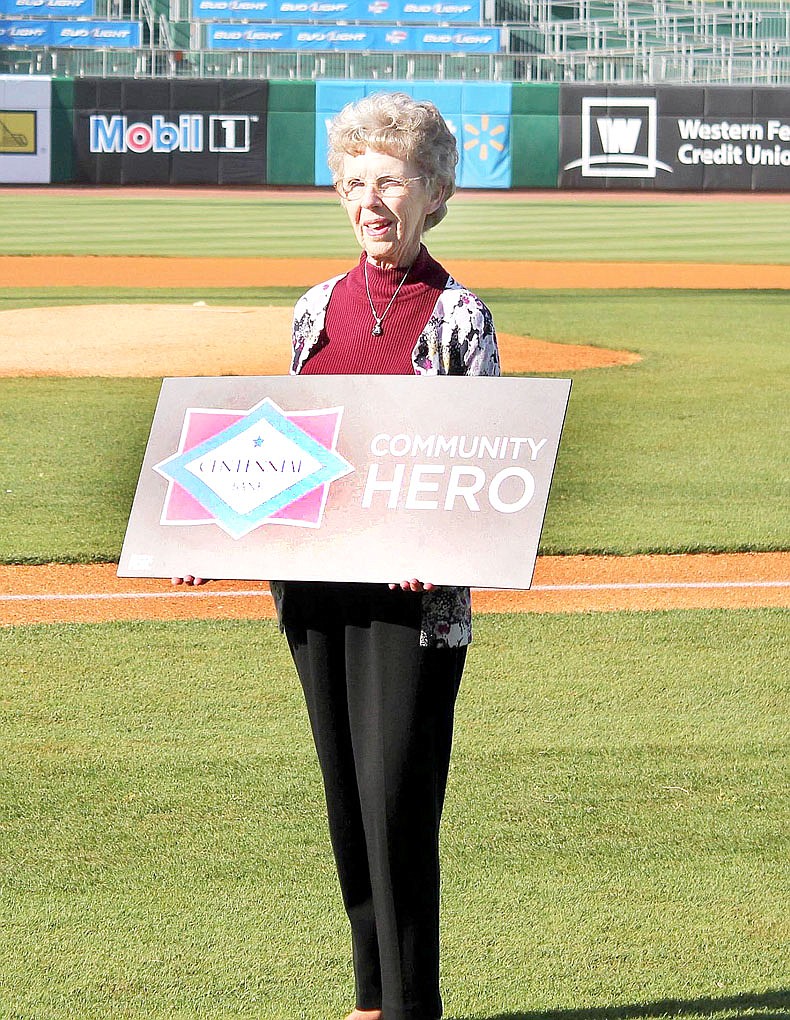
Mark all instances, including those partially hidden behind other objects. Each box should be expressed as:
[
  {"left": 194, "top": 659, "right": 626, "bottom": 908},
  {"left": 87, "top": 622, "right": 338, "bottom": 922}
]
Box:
[
  {"left": 118, "top": 375, "right": 571, "bottom": 589},
  {"left": 73, "top": 78, "right": 268, "bottom": 184},
  {"left": 194, "top": 0, "right": 480, "bottom": 20},
  {"left": 0, "top": 74, "right": 51, "bottom": 184},
  {"left": 206, "top": 22, "right": 497, "bottom": 50},
  {"left": 558, "top": 85, "right": 790, "bottom": 191}
]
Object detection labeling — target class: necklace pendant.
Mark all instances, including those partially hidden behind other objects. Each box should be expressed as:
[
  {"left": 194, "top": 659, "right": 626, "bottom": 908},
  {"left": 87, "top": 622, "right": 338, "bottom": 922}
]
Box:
[{"left": 371, "top": 322, "right": 383, "bottom": 337}]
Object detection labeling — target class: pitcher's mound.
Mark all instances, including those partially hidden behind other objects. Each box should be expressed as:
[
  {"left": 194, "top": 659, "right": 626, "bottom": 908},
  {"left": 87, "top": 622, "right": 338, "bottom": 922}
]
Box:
[{"left": 0, "top": 303, "right": 640, "bottom": 377}]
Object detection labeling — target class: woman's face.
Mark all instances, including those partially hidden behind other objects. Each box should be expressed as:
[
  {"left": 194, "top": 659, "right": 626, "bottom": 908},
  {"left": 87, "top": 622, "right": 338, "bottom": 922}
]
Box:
[{"left": 338, "top": 147, "right": 443, "bottom": 269}]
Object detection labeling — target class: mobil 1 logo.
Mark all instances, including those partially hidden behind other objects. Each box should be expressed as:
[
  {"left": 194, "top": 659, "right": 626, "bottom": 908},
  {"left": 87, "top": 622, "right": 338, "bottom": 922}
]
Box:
[
  {"left": 209, "top": 115, "right": 257, "bottom": 152},
  {"left": 74, "top": 78, "right": 269, "bottom": 185}
]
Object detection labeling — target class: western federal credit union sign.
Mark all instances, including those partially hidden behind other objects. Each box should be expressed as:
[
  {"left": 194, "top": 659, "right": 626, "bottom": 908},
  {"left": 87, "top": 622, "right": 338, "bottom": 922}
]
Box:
[
  {"left": 118, "top": 376, "right": 571, "bottom": 589},
  {"left": 558, "top": 85, "right": 790, "bottom": 190}
]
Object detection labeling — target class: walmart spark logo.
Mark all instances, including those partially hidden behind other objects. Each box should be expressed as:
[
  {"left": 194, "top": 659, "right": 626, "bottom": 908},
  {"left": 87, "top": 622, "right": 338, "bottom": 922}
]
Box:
[{"left": 462, "top": 114, "right": 507, "bottom": 162}]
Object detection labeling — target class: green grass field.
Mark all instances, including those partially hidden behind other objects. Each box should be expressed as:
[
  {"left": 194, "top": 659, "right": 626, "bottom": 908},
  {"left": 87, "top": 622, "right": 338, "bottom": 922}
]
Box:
[
  {"left": 1, "top": 611, "right": 787, "bottom": 1019},
  {"left": 1, "top": 286, "right": 787, "bottom": 562},
  {"left": 2, "top": 193, "right": 790, "bottom": 262},
  {"left": 0, "top": 191, "right": 787, "bottom": 1020}
]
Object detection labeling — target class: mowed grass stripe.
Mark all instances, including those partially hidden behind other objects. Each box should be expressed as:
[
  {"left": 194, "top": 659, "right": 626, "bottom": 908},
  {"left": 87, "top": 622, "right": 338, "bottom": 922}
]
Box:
[
  {"left": 0, "top": 611, "right": 786, "bottom": 1018},
  {"left": 2, "top": 194, "right": 789, "bottom": 262}
]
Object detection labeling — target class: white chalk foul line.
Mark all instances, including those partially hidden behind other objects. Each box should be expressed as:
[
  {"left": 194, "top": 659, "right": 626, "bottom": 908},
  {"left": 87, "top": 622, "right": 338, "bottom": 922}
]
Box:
[
  {"left": 531, "top": 580, "right": 790, "bottom": 592},
  {"left": 0, "top": 589, "right": 272, "bottom": 603},
  {"left": 0, "top": 580, "right": 788, "bottom": 603}
]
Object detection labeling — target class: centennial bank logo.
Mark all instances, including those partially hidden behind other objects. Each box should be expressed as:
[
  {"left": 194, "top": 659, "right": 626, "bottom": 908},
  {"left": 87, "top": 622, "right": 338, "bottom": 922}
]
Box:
[
  {"left": 155, "top": 399, "right": 353, "bottom": 538},
  {"left": 564, "top": 97, "right": 672, "bottom": 178},
  {"left": 89, "top": 113, "right": 258, "bottom": 154}
]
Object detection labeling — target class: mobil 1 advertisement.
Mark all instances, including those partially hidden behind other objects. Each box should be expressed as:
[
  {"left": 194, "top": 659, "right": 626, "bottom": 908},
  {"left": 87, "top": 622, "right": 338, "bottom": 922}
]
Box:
[
  {"left": 118, "top": 375, "right": 571, "bottom": 589},
  {"left": 73, "top": 78, "right": 268, "bottom": 185},
  {"left": 558, "top": 85, "right": 790, "bottom": 191}
]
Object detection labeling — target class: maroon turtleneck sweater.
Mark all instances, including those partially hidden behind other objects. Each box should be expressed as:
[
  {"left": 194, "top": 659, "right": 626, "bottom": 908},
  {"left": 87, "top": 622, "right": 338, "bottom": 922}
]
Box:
[{"left": 300, "top": 244, "right": 449, "bottom": 376}]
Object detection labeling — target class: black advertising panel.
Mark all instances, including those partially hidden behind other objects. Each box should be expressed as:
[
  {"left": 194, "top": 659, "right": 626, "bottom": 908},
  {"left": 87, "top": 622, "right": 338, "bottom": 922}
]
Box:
[
  {"left": 558, "top": 84, "right": 790, "bottom": 192},
  {"left": 73, "top": 78, "right": 268, "bottom": 185},
  {"left": 750, "top": 87, "right": 790, "bottom": 192},
  {"left": 559, "top": 84, "right": 660, "bottom": 192}
]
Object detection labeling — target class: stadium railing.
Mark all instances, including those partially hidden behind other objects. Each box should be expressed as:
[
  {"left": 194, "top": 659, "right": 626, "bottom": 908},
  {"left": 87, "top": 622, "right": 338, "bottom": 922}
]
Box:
[{"left": 2, "top": 0, "right": 789, "bottom": 80}]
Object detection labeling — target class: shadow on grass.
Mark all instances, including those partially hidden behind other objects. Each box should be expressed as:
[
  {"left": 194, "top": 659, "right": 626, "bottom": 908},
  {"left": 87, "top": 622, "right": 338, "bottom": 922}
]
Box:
[{"left": 449, "top": 989, "right": 790, "bottom": 1020}]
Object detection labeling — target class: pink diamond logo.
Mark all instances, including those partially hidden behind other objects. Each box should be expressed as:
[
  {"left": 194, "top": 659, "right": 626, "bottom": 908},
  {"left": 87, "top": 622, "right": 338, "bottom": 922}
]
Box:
[{"left": 155, "top": 399, "right": 352, "bottom": 538}]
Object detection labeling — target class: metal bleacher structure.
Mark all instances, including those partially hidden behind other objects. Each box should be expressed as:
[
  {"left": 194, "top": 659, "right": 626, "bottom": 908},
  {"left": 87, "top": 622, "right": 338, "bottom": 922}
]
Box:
[{"left": 1, "top": 0, "right": 789, "bottom": 83}]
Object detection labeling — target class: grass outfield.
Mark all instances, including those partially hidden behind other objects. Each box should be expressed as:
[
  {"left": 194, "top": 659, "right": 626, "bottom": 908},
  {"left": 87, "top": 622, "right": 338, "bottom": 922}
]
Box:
[
  {"left": 1, "top": 610, "right": 787, "bottom": 1019},
  {"left": 1, "top": 192, "right": 790, "bottom": 262},
  {"left": 0, "top": 192, "right": 787, "bottom": 1020},
  {"left": 0, "top": 287, "right": 787, "bottom": 562}
]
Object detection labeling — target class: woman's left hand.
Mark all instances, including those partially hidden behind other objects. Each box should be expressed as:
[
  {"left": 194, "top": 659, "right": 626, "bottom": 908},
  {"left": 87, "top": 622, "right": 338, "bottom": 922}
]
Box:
[{"left": 389, "top": 579, "right": 436, "bottom": 592}]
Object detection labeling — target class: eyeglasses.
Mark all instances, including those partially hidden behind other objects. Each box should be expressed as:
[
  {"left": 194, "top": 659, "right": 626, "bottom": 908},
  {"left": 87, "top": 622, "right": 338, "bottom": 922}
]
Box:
[{"left": 334, "top": 175, "right": 426, "bottom": 201}]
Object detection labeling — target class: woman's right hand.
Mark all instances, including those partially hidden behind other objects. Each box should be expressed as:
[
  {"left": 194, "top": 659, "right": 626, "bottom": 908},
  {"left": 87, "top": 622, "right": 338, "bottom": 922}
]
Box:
[{"left": 171, "top": 575, "right": 211, "bottom": 587}]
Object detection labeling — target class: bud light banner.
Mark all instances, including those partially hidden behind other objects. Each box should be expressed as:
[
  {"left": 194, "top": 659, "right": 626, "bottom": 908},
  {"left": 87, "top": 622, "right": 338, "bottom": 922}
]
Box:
[
  {"left": 291, "top": 26, "right": 376, "bottom": 49},
  {"left": 206, "top": 23, "right": 377, "bottom": 49},
  {"left": 0, "top": 19, "right": 51, "bottom": 43},
  {"left": 0, "top": 19, "right": 140, "bottom": 45},
  {"left": 73, "top": 78, "right": 268, "bottom": 184},
  {"left": 384, "top": 26, "right": 497, "bottom": 51},
  {"left": 118, "top": 375, "right": 571, "bottom": 589},
  {"left": 379, "top": 1, "right": 481, "bottom": 23},
  {"left": 50, "top": 20, "right": 141, "bottom": 46},
  {"left": 206, "top": 24, "right": 292, "bottom": 46},
  {"left": 558, "top": 85, "right": 790, "bottom": 191},
  {"left": 193, "top": 0, "right": 480, "bottom": 21},
  {"left": 0, "top": 19, "right": 139, "bottom": 44},
  {"left": 206, "top": 22, "right": 497, "bottom": 50},
  {"left": 1, "top": 0, "right": 95, "bottom": 15}
]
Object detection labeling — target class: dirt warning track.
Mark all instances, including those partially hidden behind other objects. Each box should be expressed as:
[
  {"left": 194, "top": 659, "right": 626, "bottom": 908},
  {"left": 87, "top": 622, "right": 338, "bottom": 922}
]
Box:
[{"left": 2, "top": 255, "right": 789, "bottom": 289}]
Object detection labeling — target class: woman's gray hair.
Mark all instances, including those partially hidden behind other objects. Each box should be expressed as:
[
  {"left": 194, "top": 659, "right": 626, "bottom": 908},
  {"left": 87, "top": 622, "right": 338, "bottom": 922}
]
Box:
[{"left": 327, "top": 91, "right": 458, "bottom": 231}]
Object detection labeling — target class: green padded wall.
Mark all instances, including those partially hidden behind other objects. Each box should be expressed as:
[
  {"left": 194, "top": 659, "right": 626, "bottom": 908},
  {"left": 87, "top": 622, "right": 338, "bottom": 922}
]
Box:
[
  {"left": 50, "top": 77, "right": 74, "bottom": 184},
  {"left": 511, "top": 83, "right": 560, "bottom": 188},
  {"left": 266, "top": 80, "right": 316, "bottom": 186}
]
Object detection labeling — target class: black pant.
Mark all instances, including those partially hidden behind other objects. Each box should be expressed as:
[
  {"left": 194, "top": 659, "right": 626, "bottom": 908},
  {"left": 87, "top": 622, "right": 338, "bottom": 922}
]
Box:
[{"left": 282, "top": 582, "right": 466, "bottom": 1020}]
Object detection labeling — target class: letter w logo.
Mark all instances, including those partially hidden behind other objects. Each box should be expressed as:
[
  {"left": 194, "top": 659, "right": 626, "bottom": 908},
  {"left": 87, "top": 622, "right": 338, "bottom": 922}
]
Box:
[{"left": 596, "top": 117, "right": 642, "bottom": 154}]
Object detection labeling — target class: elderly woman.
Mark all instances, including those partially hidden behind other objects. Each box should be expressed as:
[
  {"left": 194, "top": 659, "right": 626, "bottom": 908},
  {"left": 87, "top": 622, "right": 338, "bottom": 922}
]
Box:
[
  {"left": 280, "top": 93, "right": 500, "bottom": 1020},
  {"left": 178, "top": 92, "right": 499, "bottom": 1020}
]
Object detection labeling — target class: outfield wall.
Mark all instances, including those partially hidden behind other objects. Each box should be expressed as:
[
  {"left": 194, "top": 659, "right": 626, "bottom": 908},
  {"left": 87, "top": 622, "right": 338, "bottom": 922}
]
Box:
[{"left": 3, "top": 75, "right": 789, "bottom": 190}]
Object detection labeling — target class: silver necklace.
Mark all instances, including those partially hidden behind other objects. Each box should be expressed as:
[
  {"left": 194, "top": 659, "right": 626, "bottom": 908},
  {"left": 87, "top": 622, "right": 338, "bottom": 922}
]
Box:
[{"left": 364, "top": 260, "right": 411, "bottom": 337}]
